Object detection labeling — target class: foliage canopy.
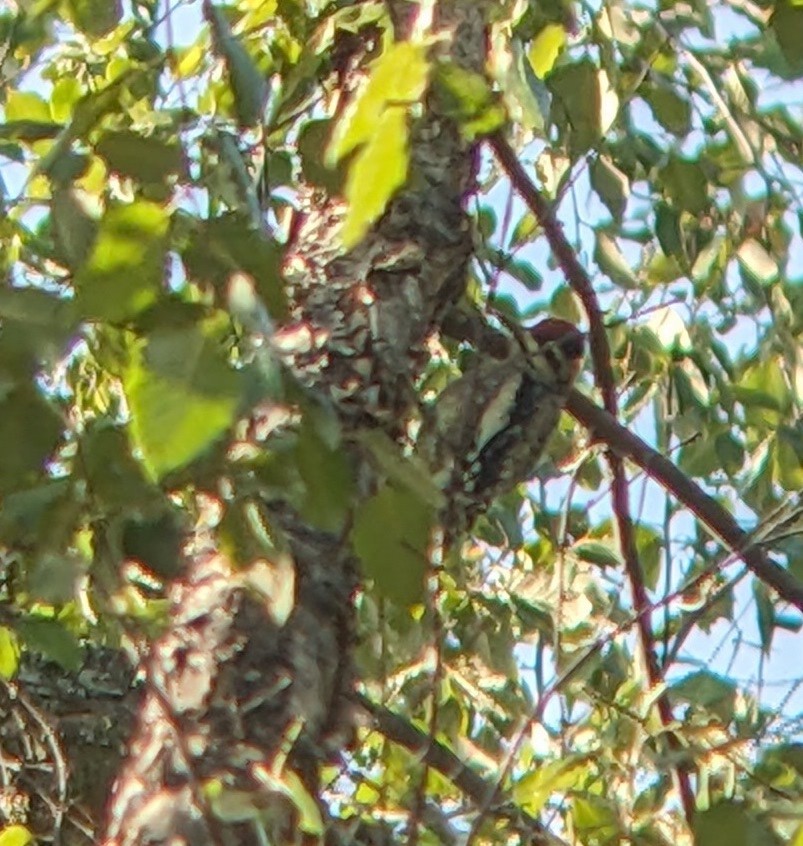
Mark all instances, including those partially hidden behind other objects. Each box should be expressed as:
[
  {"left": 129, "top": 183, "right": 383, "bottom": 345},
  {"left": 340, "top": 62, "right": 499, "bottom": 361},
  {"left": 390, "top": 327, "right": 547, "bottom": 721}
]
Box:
[{"left": 0, "top": 1, "right": 801, "bottom": 845}]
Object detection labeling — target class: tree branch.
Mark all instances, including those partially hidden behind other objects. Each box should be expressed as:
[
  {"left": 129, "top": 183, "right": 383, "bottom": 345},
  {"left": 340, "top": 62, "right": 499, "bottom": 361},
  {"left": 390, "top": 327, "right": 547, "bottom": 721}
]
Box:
[
  {"left": 489, "top": 131, "right": 696, "bottom": 824},
  {"left": 567, "top": 391, "right": 803, "bottom": 612},
  {"left": 355, "top": 693, "right": 568, "bottom": 846}
]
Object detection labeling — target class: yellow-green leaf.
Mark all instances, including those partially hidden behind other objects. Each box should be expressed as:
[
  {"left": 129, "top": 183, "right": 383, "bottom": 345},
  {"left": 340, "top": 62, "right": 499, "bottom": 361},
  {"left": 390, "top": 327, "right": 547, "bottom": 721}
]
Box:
[
  {"left": 0, "top": 627, "right": 21, "bottom": 680},
  {"left": 528, "top": 24, "right": 566, "bottom": 80},
  {"left": 328, "top": 41, "right": 429, "bottom": 165},
  {"left": 0, "top": 825, "right": 34, "bottom": 846},
  {"left": 514, "top": 756, "right": 590, "bottom": 815},
  {"left": 5, "top": 90, "right": 51, "bottom": 122},
  {"left": 341, "top": 105, "right": 409, "bottom": 248}
]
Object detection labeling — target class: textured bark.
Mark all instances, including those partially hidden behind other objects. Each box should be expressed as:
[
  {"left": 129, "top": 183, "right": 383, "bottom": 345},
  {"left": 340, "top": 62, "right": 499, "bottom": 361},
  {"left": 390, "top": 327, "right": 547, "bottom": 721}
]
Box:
[
  {"left": 0, "top": 647, "right": 136, "bottom": 844},
  {"left": 99, "top": 2, "right": 488, "bottom": 844}
]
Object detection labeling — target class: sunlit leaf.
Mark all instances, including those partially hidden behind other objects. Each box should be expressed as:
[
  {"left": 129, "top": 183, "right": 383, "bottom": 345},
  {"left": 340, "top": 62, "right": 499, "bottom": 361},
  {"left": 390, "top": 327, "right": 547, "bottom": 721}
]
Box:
[
  {"left": 737, "top": 238, "right": 779, "bottom": 286},
  {"left": 514, "top": 756, "right": 589, "bottom": 814},
  {"left": 0, "top": 825, "right": 34, "bottom": 846},
  {"left": 341, "top": 105, "right": 409, "bottom": 248},
  {"left": 0, "top": 627, "right": 20, "bottom": 680},
  {"left": 328, "top": 41, "right": 429, "bottom": 164},
  {"left": 75, "top": 201, "right": 170, "bottom": 322},
  {"left": 528, "top": 23, "right": 566, "bottom": 80},
  {"left": 124, "top": 316, "right": 244, "bottom": 480}
]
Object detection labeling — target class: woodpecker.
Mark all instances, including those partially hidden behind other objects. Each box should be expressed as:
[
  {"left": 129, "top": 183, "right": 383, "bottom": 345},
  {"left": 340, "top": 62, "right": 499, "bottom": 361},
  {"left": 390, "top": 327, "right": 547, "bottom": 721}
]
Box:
[{"left": 423, "top": 318, "right": 585, "bottom": 528}]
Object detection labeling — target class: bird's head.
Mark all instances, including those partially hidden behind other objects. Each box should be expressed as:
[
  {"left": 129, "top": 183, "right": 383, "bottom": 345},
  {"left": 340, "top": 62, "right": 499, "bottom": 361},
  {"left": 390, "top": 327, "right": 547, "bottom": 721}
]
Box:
[{"left": 526, "top": 318, "right": 585, "bottom": 382}]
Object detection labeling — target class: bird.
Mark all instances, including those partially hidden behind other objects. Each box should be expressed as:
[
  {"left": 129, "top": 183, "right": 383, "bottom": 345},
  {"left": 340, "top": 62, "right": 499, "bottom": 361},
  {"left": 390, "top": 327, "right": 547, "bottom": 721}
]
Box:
[{"left": 421, "top": 317, "right": 585, "bottom": 531}]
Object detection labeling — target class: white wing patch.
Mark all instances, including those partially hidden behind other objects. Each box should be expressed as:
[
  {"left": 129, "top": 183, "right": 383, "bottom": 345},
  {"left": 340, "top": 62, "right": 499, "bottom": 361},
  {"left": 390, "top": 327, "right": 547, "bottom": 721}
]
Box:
[{"left": 474, "top": 370, "right": 523, "bottom": 454}]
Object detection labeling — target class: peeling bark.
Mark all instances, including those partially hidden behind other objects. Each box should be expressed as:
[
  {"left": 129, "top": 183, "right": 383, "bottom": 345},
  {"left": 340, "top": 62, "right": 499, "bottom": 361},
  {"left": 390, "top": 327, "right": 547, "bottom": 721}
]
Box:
[{"left": 99, "top": 3, "right": 488, "bottom": 844}]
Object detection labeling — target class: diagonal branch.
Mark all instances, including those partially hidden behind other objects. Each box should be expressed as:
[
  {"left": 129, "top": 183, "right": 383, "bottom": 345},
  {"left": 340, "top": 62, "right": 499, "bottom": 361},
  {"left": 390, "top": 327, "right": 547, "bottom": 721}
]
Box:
[
  {"left": 567, "top": 391, "right": 803, "bottom": 612},
  {"left": 355, "top": 693, "right": 569, "bottom": 846}
]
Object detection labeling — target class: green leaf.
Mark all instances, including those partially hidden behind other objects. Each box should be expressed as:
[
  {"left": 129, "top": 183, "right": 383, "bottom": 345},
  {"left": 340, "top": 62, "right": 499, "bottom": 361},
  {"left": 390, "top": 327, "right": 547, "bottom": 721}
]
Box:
[
  {"left": 770, "top": 1, "right": 803, "bottom": 75},
  {"left": 693, "top": 801, "right": 779, "bottom": 846},
  {"left": 669, "top": 670, "right": 737, "bottom": 722},
  {"left": 715, "top": 432, "right": 745, "bottom": 477},
  {"left": 513, "top": 756, "right": 589, "bottom": 814},
  {"left": 594, "top": 231, "right": 639, "bottom": 288},
  {"left": 735, "top": 358, "right": 790, "bottom": 426},
  {"left": 280, "top": 770, "right": 325, "bottom": 836},
  {"left": 352, "top": 484, "right": 433, "bottom": 606},
  {"left": 95, "top": 130, "right": 183, "bottom": 184},
  {"left": 678, "top": 437, "right": 719, "bottom": 477},
  {"left": 634, "top": 523, "right": 662, "bottom": 591},
  {"left": 661, "top": 156, "right": 709, "bottom": 214},
  {"left": 356, "top": 430, "right": 445, "bottom": 510},
  {"left": 550, "top": 286, "right": 583, "bottom": 323},
  {"left": 737, "top": 238, "right": 779, "bottom": 286},
  {"left": 590, "top": 155, "right": 629, "bottom": 221},
  {"left": 548, "top": 59, "right": 602, "bottom": 157},
  {"left": 122, "top": 510, "right": 185, "bottom": 579},
  {"left": 328, "top": 41, "right": 429, "bottom": 165},
  {"left": 51, "top": 187, "right": 98, "bottom": 271},
  {"left": 641, "top": 83, "right": 691, "bottom": 136},
  {"left": 182, "top": 213, "right": 286, "bottom": 320},
  {"left": 655, "top": 202, "right": 684, "bottom": 260},
  {"left": 752, "top": 581, "right": 775, "bottom": 656},
  {"left": 574, "top": 541, "right": 622, "bottom": 569},
  {"left": 0, "top": 120, "right": 63, "bottom": 141},
  {"left": 205, "top": 0, "right": 268, "bottom": 127},
  {"left": 773, "top": 425, "right": 803, "bottom": 491},
  {"left": 0, "top": 286, "right": 78, "bottom": 360},
  {"left": 510, "top": 211, "right": 539, "bottom": 248},
  {"left": 5, "top": 90, "right": 51, "bottom": 122},
  {"left": 61, "top": 0, "right": 123, "bottom": 38},
  {"left": 571, "top": 795, "right": 619, "bottom": 842},
  {"left": 0, "top": 480, "right": 72, "bottom": 547},
  {"left": 50, "top": 77, "right": 83, "bottom": 123},
  {"left": 75, "top": 201, "right": 170, "bottom": 322},
  {"left": 433, "top": 63, "right": 506, "bottom": 139},
  {"left": 341, "top": 105, "right": 409, "bottom": 248},
  {"left": 505, "top": 257, "right": 543, "bottom": 291},
  {"left": 124, "top": 316, "right": 244, "bottom": 480},
  {"left": 489, "top": 34, "right": 548, "bottom": 133},
  {"left": 79, "top": 423, "right": 156, "bottom": 510},
  {"left": 298, "top": 120, "right": 345, "bottom": 194},
  {"left": 0, "top": 385, "right": 63, "bottom": 494},
  {"left": 16, "top": 617, "right": 82, "bottom": 672},
  {"left": 0, "top": 626, "right": 20, "bottom": 680},
  {"left": 296, "top": 417, "right": 354, "bottom": 532}
]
